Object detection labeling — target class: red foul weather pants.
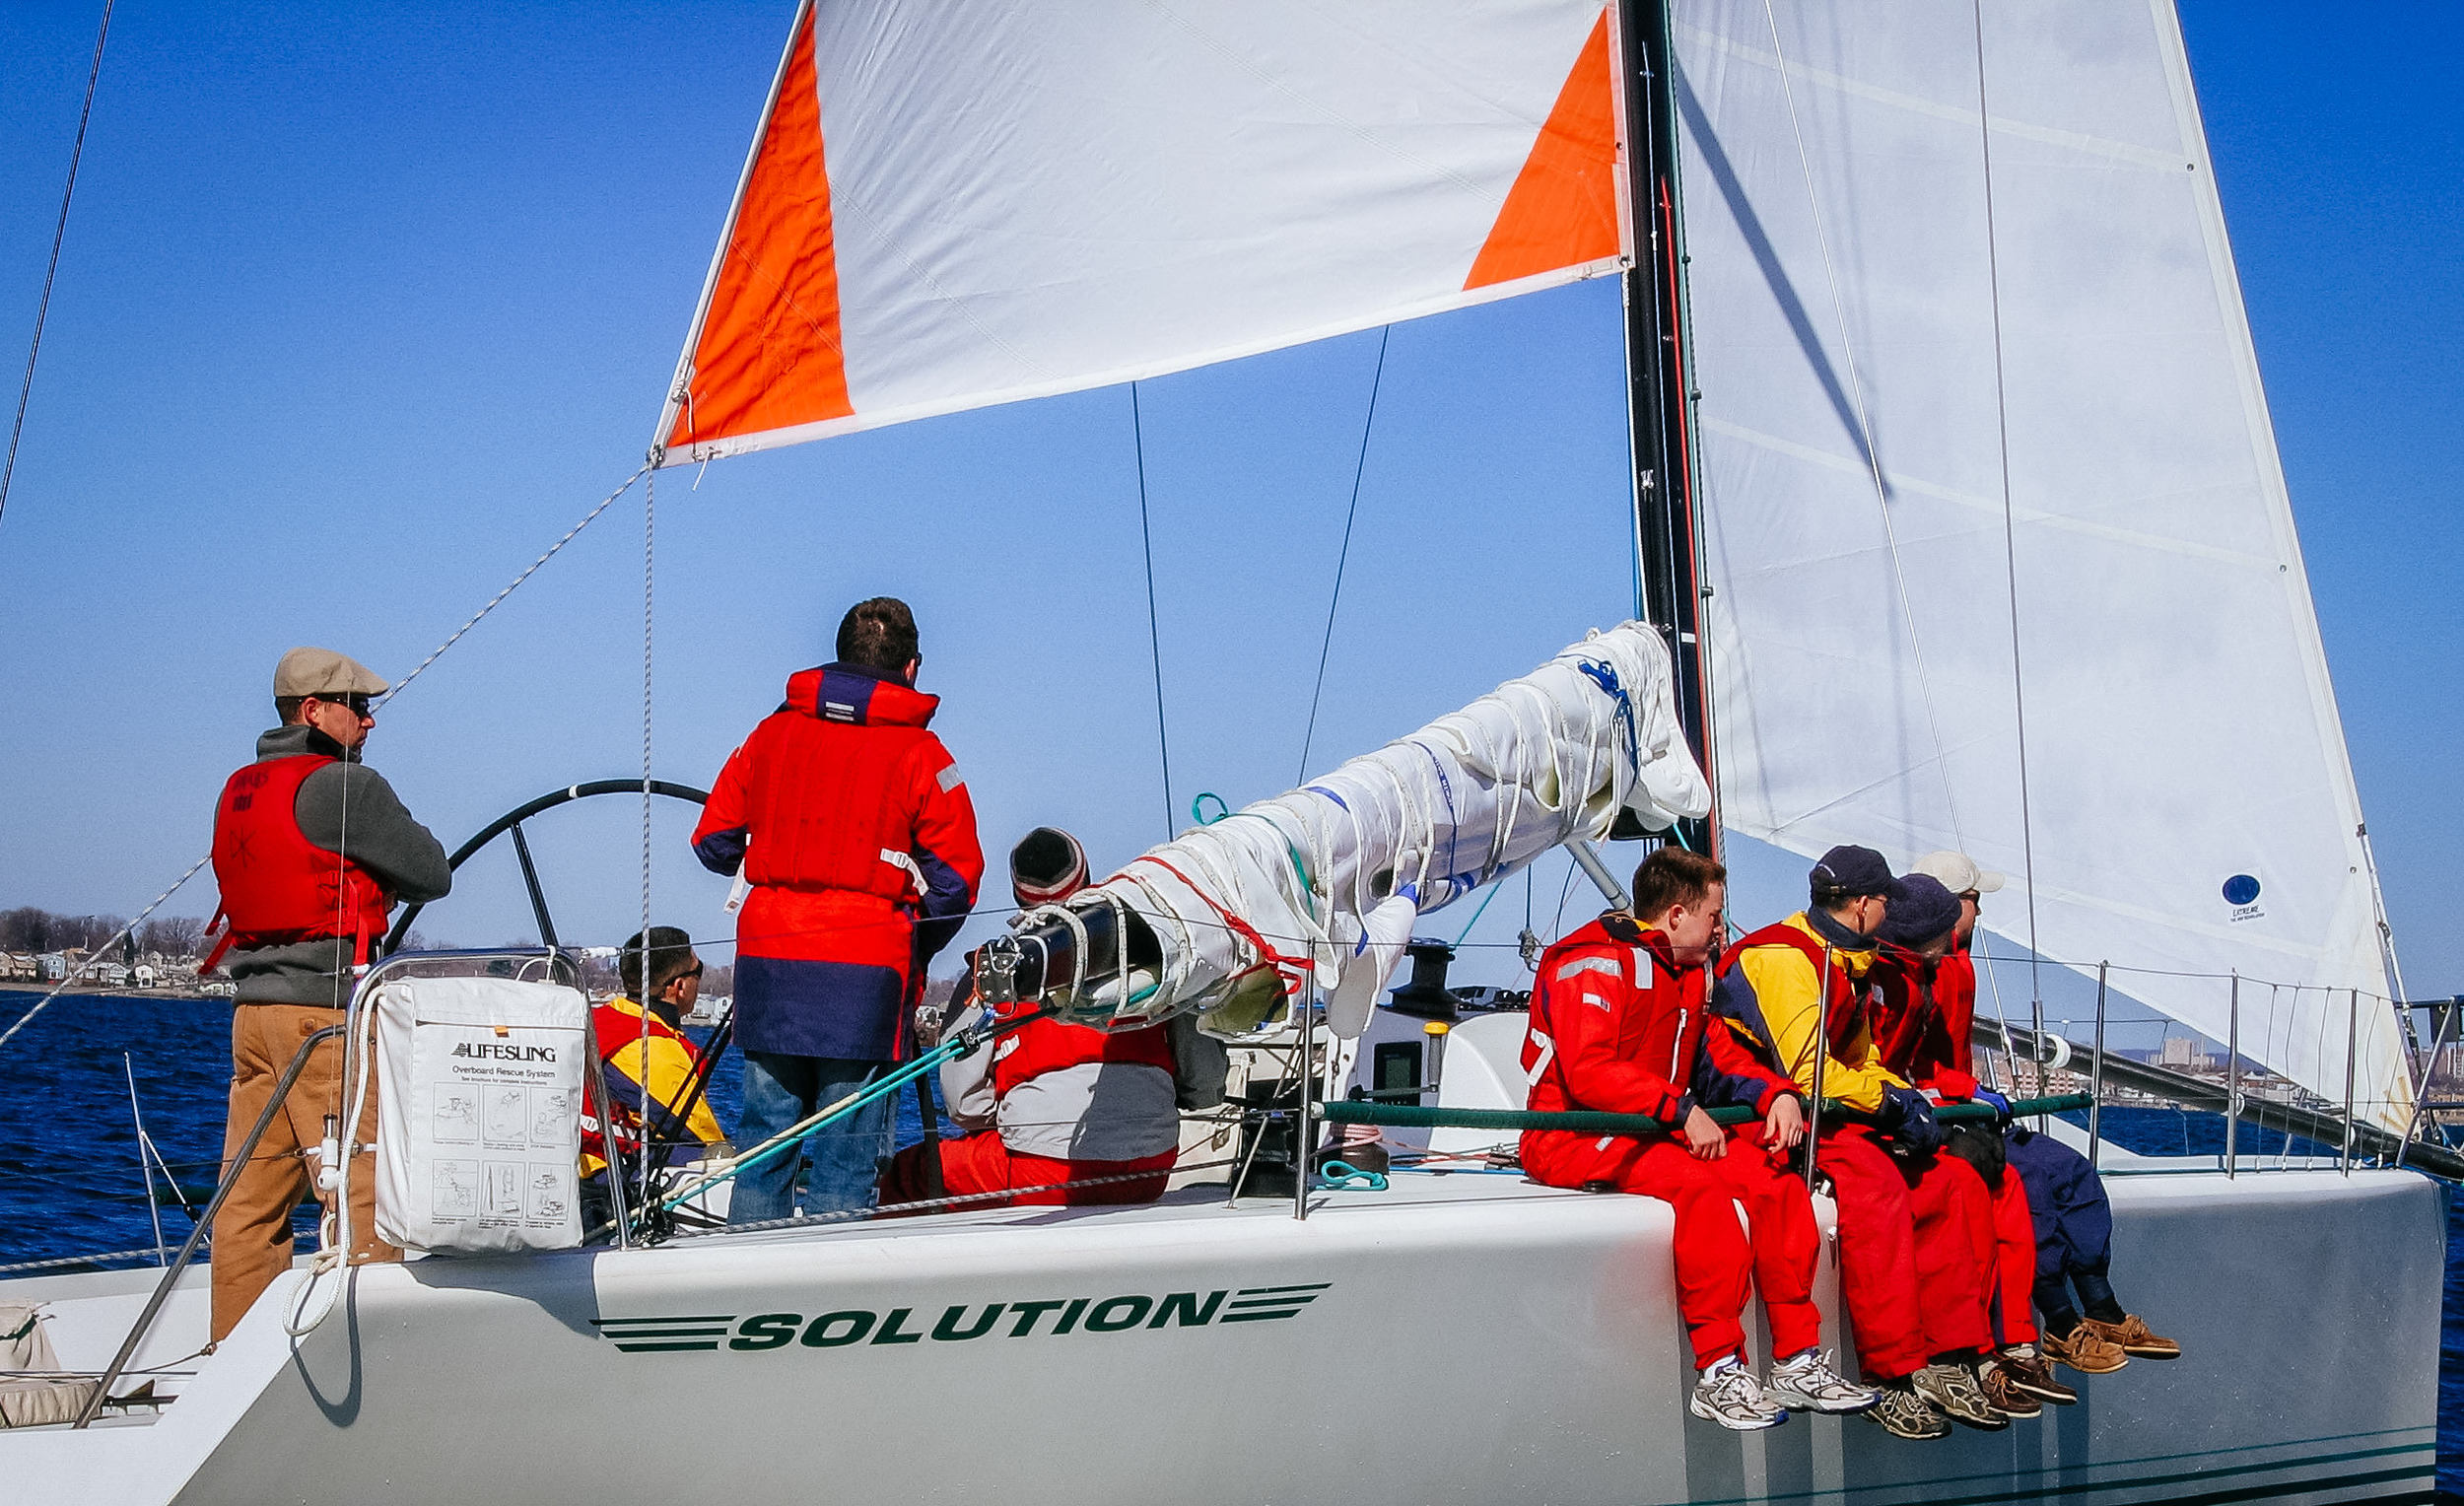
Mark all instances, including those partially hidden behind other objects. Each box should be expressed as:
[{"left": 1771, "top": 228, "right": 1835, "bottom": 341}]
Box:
[
  {"left": 1987, "top": 1167, "right": 2039, "bottom": 1346},
  {"left": 877, "top": 1130, "right": 1175, "bottom": 1214},
  {"left": 1526, "top": 1130, "right": 1822, "bottom": 1370},
  {"left": 1816, "top": 1126, "right": 1996, "bottom": 1380}
]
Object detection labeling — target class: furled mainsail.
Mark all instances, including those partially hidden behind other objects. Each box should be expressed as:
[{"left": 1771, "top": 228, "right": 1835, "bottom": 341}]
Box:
[
  {"left": 1672, "top": 0, "right": 2409, "bottom": 1128},
  {"left": 654, "top": 0, "right": 1629, "bottom": 464},
  {"left": 978, "top": 624, "right": 1708, "bottom": 1038}
]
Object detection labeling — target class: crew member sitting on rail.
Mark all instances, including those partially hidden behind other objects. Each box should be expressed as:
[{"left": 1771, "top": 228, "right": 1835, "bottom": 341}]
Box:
[
  {"left": 580, "top": 925, "right": 730, "bottom": 1237},
  {"left": 1709, "top": 846, "right": 2002, "bottom": 1441},
  {"left": 878, "top": 827, "right": 1208, "bottom": 1211},
  {"left": 1520, "top": 848, "right": 1877, "bottom": 1432},
  {"left": 1903, "top": 850, "right": 2180, "bottom": 1372},
  {"left": 1870, "top": 875, "right": 2065, "bottom": 1414}
]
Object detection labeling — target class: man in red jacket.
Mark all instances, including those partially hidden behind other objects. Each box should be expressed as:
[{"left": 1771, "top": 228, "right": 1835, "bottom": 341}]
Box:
[
  {"left": 1870, "top": 874, "right": 2066, "bottom": 1416},
  {"left": 692, "top": 598, "right": 984, "bottom": 1221},
  {"left": 1521, "top": 848, "right": 1875, "bottom": 1431},
  {"left": 1906, "top": 851, "right": 2177, "bottom": 1372}
]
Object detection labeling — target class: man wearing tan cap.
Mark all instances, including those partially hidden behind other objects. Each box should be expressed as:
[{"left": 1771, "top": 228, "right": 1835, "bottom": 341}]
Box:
[
  {"left": 203, "top": 647, "right": 450, "bottom": 1339},
  {"left": 1905, "top": 851, "right": 2179, "bottom": 1373}
]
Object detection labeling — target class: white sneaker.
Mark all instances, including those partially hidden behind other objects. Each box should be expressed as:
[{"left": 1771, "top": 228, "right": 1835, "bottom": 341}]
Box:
[
  {"left": 1765, "top": 1348, "right": 1880, "bottom": 1414},
  {"left": 1689, "top": 1361, "right": 1789, "bottom": 1431}
]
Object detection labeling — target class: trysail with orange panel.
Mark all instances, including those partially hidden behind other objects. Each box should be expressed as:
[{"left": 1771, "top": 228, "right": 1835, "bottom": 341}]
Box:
[{"left": 653, "top": 0, "right": 1629, "bottom": 466}]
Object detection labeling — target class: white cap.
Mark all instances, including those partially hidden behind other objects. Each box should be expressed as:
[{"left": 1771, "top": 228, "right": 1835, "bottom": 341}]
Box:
[{"left": 1911, "top": 850, "right": 2005, "bottom": 896}]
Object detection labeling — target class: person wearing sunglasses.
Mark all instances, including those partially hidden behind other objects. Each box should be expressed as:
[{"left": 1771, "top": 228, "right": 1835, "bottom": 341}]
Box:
[
  {"left": 204, "top": 646, "right": 450, "bottom": 1340},
  {"left": 581, "top": 925, "right": 730, "bottom": 1239},
  {"left": 1906, "top": 851, "right": 2180, "bottom": 1375}
]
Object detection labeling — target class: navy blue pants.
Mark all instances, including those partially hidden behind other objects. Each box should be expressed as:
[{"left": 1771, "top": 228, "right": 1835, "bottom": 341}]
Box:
[{"left": 2004, "top": 1128, "right": 2123, "bottom": 1327}]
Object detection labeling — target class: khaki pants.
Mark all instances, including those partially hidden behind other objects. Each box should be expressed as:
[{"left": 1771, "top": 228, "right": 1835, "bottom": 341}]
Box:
[{"left": 210, "top": 1003, "right": 399, "bottom": 1340}]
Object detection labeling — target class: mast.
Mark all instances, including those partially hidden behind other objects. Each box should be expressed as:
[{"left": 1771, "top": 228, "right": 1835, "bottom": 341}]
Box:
[{"left": 1615, "top": 0, "right": 1717, "bottom": 857}]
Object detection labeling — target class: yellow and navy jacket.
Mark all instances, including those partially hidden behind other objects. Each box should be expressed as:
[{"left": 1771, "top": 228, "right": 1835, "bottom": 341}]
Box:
[
  {"left": 1709, "top": 911, "right": 1908, "bottom": 1114},
  {"left": 580, "top": 995, "right": 726, "bottom": 1179}
]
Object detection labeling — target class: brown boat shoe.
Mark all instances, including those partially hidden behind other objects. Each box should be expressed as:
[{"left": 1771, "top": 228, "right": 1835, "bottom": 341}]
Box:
[
  {"left": 2078, "top": 1314, "right": 2180, "bottom": 1360},
  {"left": 1993, "top": 1344, "right": 2078, "bottom": 1405},
  {"left": 2040, "top": 1325, "right": 2129, "bottom": 1375},
  {"left": 1980, "top": 1362, "right": 2042, "bottom": 1419}
]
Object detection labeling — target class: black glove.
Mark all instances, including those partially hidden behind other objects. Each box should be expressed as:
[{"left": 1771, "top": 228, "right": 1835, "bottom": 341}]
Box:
[
  {"left": 1880, "top": 1085, "right": 1945, "bottom": 1154},
  {"left": 1941, "top": 1123, "right": 2008, "bottom": 1188}
]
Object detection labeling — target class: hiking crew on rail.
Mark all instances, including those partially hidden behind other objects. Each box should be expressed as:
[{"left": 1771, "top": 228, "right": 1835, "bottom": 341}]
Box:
[
  {"left": 1878, "top": 851, "right": 2179, "bottom": 1372},
  {"left": 1518, "top": 848, "right": 1878, "bottom": 1430}
]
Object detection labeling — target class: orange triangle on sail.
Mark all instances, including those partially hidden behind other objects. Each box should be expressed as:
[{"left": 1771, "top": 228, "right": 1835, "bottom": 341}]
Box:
[
  {"left": 1465, "top": 9, "right": 1621, "bottom": 291},
  {"left": 668, "top": 5, "right": 852, "bottom": 451}
]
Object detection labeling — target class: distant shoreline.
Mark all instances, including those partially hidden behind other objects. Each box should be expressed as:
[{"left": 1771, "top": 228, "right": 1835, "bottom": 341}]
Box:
[{"left": 0, "top": 984, "right": 227, "bottom": 1003}]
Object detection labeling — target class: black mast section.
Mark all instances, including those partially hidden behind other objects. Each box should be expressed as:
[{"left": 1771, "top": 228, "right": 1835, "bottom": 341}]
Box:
[{"left": 1615, "top": 0, "right": 1717, "bottom": 857}]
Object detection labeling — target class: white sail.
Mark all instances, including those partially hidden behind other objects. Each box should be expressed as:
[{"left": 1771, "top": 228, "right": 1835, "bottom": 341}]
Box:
[
  {"left": 1045, "top": 623, "right": 1707, "bottom": 1036},
  {"left": 1671, "top": 0, "right": 2409, "bottom": 1127},
  {"left": 655, "top": 0, "right": 1628, "bottom": 463}
]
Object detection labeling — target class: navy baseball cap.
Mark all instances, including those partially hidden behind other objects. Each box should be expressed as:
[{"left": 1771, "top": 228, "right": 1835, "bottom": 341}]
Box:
[
  {"left": 1879, "top": 873, "right": 1961, "bottom": 947},
  {"left": 1810, "top": 845, "right": 1907, "bottom": 902}
]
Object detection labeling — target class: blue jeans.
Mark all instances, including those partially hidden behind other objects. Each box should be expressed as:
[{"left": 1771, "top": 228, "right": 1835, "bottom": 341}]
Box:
[{"left": 729, "top": 1053, "right": 895, "bottom": 1224}]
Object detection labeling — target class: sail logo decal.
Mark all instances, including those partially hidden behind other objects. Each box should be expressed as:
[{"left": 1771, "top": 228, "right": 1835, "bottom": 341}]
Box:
[
  {"left": 594, "top": 1283, "right": 1331, "bottom": 1354},
  {"left": 2223, "top": 873, "right": 2265, "bottom": 923}
]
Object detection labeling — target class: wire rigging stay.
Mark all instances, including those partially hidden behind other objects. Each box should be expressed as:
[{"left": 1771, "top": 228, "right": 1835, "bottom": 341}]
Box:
[
  {"left": 1297, "top": 325, "right": 1393, "bottom": 786},
  {"left": 1131, "top": 382, "right": 1176, "bottom": 843},
  {"left": 0, "top": 0, "right": 115, "bottom": 533}
]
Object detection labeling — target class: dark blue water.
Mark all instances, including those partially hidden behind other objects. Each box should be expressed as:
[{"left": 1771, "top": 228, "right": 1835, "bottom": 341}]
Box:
[
  {"left": 4, "top": 993, "right": 2455, "bottom": 1488},
  {"left": 0, "top": 991, "right": 943, "bottom": 1268}
]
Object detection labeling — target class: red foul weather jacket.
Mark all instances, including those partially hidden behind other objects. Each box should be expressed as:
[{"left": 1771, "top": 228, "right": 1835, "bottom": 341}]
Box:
[
  {"left": 692, "top": 663, "right": 984, "bottom": 1062},
  {"left": 1871, "top": 946, "right": 1980, "bottom": 1100},
  {"left": 208, "top": 754, "right": 392, "bottom": 967},
  {"left": 940, "top": 966, "right": 1182, "bottom": 1164},
  {"left": 1519, "top": 913, "right": 1798, "bottom": 1179}
]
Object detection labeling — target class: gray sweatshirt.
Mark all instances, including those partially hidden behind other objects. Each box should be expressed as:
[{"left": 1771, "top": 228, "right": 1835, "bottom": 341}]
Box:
[{"left": 225, "top": 724, "right": 452, "bottom": 1006}]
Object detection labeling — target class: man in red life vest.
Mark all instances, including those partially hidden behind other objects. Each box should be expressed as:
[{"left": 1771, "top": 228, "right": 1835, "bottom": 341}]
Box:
[
  {"left": 1709, "top": 846, "right": 2001, "bottom": 1440},
  {"left": 1870, "top": 873, "right": 2066, "bottom": 1415},
  {"left": 1521, "top": 848, "right": 1876, "bottom": 1432},
  {"left": 580, "top": 925, "right": 729, "bottom": 1238},
  {"left": 879, "top": 828, "right": 1194, "bottom": 1210},
  {"left": 1907, "top": 851, "right": 2178, "bottom": 1372},
  {"left": 206, "top": 647, "right": 450, "bottom": 1339},
  {"left": 692, "top": 598, "right": 984, "bottom": 1221}
]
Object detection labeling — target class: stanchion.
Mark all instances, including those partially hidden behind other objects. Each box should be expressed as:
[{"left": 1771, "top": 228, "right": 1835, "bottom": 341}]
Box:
[
  {"left": 2342, "top": 987, "right": 2359, "bottom": 1176},
  {"left": 2088, "top": 961, "right": 2109, "bottom": 1172},
  {"left": 2225, "top": 973, "right": 2240, "bottom": 1180}
]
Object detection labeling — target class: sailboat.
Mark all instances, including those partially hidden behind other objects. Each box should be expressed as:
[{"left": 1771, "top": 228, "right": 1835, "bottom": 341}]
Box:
[{"left": 0, "top": 2, "right": 2442, "bottom": 1501}]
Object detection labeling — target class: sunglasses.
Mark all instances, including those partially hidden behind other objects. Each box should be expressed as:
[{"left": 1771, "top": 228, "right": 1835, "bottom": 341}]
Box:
[{"left": 312, "top": 693, "right": 377, "bottom": 719}]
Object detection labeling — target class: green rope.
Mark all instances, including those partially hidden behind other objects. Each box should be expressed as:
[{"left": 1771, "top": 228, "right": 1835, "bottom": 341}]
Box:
[
  {"left": 1316, "top": 1093, "right": 2090, "bottom": 1137},
  {"left": 1452, "top": 876, "right": 1505, "bottom": 945}
]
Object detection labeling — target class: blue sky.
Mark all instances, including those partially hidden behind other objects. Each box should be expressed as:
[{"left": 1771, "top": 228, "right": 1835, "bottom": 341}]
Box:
[{"left": 1, "top": 2, "right": 2456, "bottom": 1015}]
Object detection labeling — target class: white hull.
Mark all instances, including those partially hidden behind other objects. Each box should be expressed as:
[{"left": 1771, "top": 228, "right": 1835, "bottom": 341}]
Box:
[{"left": 2, "top": 1166, "right": 2437, "bottom": 1504}]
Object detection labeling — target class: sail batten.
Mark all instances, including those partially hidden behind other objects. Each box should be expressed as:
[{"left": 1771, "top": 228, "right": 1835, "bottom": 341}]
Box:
[
  {"left": 1673, "top": 0, "right": 2407, "bottom": 1128},
  {"left": 655, "top": 0, "right": 1630, "bottom": 465}
]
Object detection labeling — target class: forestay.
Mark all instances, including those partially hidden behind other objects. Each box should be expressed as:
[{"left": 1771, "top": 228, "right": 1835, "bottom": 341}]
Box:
[
  {"left": 654, "top": 0, "right": 1629, "bottom": 463},
  {"left": 1671, "top": 0, "right": 2408, "bottom": 1126}
]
